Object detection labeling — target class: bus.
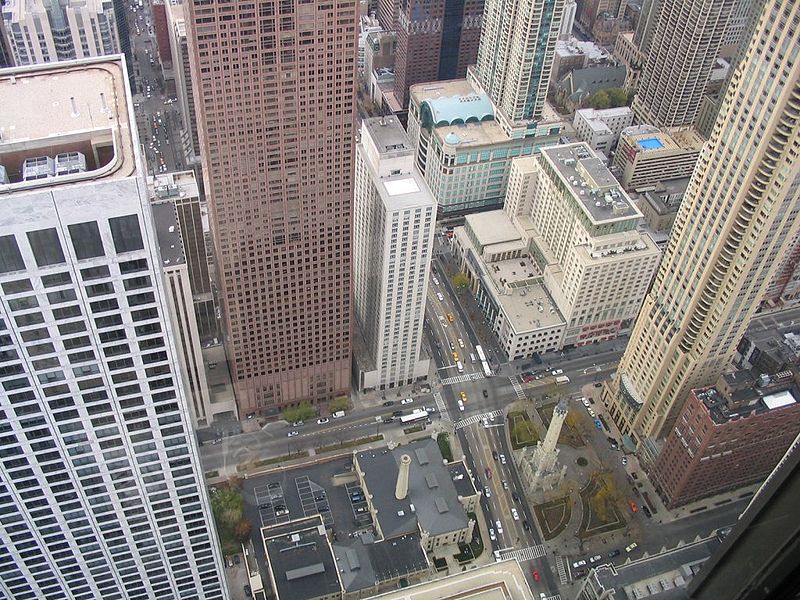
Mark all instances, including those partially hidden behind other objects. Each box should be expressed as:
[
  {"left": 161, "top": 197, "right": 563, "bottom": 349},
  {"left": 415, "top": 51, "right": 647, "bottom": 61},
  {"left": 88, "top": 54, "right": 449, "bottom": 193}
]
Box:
[
  {"left": 475, "top": 345, "right": 492, "bottom": 378},
  {"left": 399, "top": 409, "right": 429, "bottom": 424},
  {"left": 555, "top": 375, "right": 570, "bottom": 386}
]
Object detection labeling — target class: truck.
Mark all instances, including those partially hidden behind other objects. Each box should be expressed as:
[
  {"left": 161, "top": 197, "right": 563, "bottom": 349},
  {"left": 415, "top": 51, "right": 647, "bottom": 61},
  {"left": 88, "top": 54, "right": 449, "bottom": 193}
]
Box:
[{"left": 555, "top": 375, "right": 570, "bottom": 386}]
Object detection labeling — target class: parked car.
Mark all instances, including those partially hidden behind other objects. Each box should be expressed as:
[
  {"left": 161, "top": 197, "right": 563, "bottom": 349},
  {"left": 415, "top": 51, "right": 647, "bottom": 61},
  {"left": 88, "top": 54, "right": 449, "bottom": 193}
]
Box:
[
  {"left": 502, "top": 480, "right": 508, "bottom": 490},
  {"left": 317, "top": 417, "right": 329, "bottom": 424},
  {"left": 483, "top": 389, "right": 489, "bottom": 398},
  {"left": 621, "top": 456, "right": 628, "bottom": 465},
  {"left": 608, "top": 549, "right": 621, "bottom": 558},
  {"left": 292, "top": 421, "right": 304, "bottom": 427},
  {"left": 594, "top": 419, "right": 603, "bottom": 429},
  {"left": 532, "top": 570, "right": 540, "bottom": 582},
  {"left": 489, "top": 528, "right": 496, "bottom": 542},
  {"left": 484, "top": 486, "right": 491, "bottom": 498},
  {"left": 552, "top": 369, "right": 564, "bottom": 376},
  {"left": 511, "top": 508, "right": 519, "bottom": 520},
  {"left": 401, "top": 398, "right": 414, "bottom": 405},
  {"left": 244, "top": 585, "right": 252, "bottom": 597},
  {"left": 589, "top": 555, "right": 602, "bottom": 564},
  {"left": 287, "top": 431, "right": 299, "bottom": 437},
  {"left": 383, "top": 400, "right": 395, "bottom": 407},
  {"left": 485, "top": 466, "right": 492, "bottom": 480},
  {"left": 628, "top": 499, "right": 638, "bottom": 513},
  {"left": 625, "top": 542, "right": 638, "bottom": 553},
  {"left": 582, "top": 397, "right": 591, "bottom": 407},
  {"left": 642, "top": 505, "right": 652, "bottom": 518},
  {"left": 572, "top": 559, "right": 587, "bottom": 568}
]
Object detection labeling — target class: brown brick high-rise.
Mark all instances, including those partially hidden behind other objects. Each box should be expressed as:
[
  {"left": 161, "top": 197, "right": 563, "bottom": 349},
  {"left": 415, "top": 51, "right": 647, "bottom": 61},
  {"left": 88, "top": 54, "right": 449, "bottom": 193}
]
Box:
[{"left": 187, "top": 0, "right": 355, "bottom": 414}]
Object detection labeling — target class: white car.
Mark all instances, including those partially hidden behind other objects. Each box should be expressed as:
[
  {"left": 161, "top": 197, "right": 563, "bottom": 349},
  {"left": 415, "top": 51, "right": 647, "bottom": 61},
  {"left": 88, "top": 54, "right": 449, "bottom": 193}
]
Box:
[
  {"left": 458, "top": 338, "right": 465, "bottom": 348},
  {"left": 589, "top": 555, "right": 602, "bottom": 563},
  {"left": 588, "top": 409, "right": 596, "bottom": 418},
  {"left": 499, "top": 454, "right": 507, "bottom": 465},
  {"left": 436, "top": 292, "right": 444, "bottom": 301},
  {"left": 432, "top": 277, "right": 440, "bottom": 285},
  {"left": 572, "top": 559, "right": 587, "bottom": 568},
  {"left": 483, "top": 418, "right": 489, "bottom": 428},
  {"left": 401, "top": 398, "right": 414, "bottom": 405},
  {"left": 489, "top": 528, "right": 497, "bottom": 542},
  {"left": 495, "top": 520, "right": 503, "bottom": 535},
  {"left": 552, "top": 369, "right": 564, "bottom": 376},
  {"left": 287, "top": 431, "right": 299, "bottom": 437},
  {"left": 484, "top": 486, "right": 491, "bottom": 498},
  {"left": 317, "top": 418, "right": 329, "bottom": 425},
  {"left": 625, "top": 542, "right": 638, "bottom": 553},
  {"left": 582, "top": 398, "right": 591, "bottom": 407},
  {"left": 511, "top": 508, "right": 519, "bottom": 520},
  {"left": 457, "top": 400, "right": 465, "bottom": 412},
  {"left": 502, "top": 480, "right": 508, "bottom": 490}
]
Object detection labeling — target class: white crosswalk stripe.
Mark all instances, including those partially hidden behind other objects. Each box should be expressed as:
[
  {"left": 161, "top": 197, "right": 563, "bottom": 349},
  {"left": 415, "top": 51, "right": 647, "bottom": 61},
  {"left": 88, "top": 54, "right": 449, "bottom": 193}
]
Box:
[
  {"left": 556, "top": 555, "right": 568, "bottom": 585},
  {"left": 440, "top": 372, "right": 485, "bottom": 386},
  {"left": 499, "top": 545, "right": 547, "bottom": 562},
  {"left": 509, "top": 376, "right": 527, "bottom": 401},
  {"left": 453, "top": 409, "right": 504, "bottom": 430},
  {"left": 433, "top": 391, "right": 451, "bottom": 422},
  {"left": 543, "top": 595, "right": 561, "bottom": 600}
]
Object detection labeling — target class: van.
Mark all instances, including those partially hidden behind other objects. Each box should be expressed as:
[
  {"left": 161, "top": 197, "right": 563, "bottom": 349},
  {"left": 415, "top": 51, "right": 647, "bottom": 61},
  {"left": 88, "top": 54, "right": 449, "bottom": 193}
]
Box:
[
  {"left": 332, "top": 411, "right": 346, "bottom": 419},
  {"left": 470, "top": 353, "right": 476, "bottom": 363},
  {"left": 456, "top": 361, "right": 464, "bottom": 373}
]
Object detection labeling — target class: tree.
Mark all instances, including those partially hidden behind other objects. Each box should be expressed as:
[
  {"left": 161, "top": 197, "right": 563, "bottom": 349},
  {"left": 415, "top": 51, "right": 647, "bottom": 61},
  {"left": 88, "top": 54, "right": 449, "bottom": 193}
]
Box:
[
  {"left": 606, "top": 87, "right": 628, "bottom": 107},
  {"left": 211, "top": 486, "right": 243, "bottom": 528},
  {"left": 234, "top": 519, "right": 252, "bottom": 542},
  {"left": 452, "top": 272, "right": 470, "bottom": 289},
  {"left": 282, "top": 401, "right": 317, "bottom": 423},
  {"left": 329, "top": 396, "right": 353, "bottom": 413},
  {"left": 589, "top": 90, "right": 610, "bottom": 109}
]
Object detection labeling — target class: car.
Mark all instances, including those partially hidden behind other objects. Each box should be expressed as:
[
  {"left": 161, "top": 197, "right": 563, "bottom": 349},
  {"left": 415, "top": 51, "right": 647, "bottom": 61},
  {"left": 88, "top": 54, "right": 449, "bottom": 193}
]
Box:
[
  {"left": 572, "top": 560, "right": 587, "bottom": 568},
  {"left": 588, "top": 408, "right": 596, "bottom": 418},
  {"left": 483, "top": 389, "right": 489, "bottom": 398},
  {"left": 492, "top": 450, "right": 499, "bottom": 460},
  {"left": 383, "top": 400, "right": 394, "bottom": 407},
  {"left": 460, "top": 391, "right": 468, "bottom": 402},
  {"left": 484, "top": 486, "right": 491, "bottom": 498},
  {"left": 499, "top": 454, "right": 507, "bottom": 465},
  {"left": 628, "top": 499, "right": 638, "bottom": 512},
  {"left": 532, "top": 570, "right": 541, "bottom": 582},
  {"left": 607, "top": 436, "right": 618, "bottom": 445},
  {"left": 244, "top": 585, "right": 252, "bottom": 597},
  {"left": 457, "top": 400, "right": 465, "bottom": 412},
  {"left": 275, "top": 508, "right": 289, "bottom": 516},
  {"left": 552, "top": 369, "right": 564, "bottom": 376},
  {"left": 485, "top": 466, "right": 492, "bottom": 479},
  {"left": 594, "top": 419, "right": 603, "bottom": 429},
  {"left": 458, "top": 338, "right": 465, "bottom": 348},
  {"left": 512, "top": 492, "right": 520, "bottom": 503},
  {"left": 511, "top": 508, "right": 519, "bottom": 520},
  {"left": 521, "top": 373, "right": 535, "bottom": 383},
  {"left": 258, "top": 503, "right": 271, "bottom": 510},
  {"left": 355, "top": 506, "right": 368, "bottom": 513},
  {"left": 452, "top": 351, "right": 460, "bottom": 361},
  {"left": 589, "top": 555, "right": 602, "bottom": 564},
  {"left": 392, "top": 410, "right": 403, "bottom": 417},
  {"left": 608, "top": 549, "right": 621, "bottom": 558},
  {"left": 594, "top": 382, "right": 602, "bottom": 388},
  {"left": 502, "top": 480, "right": 508, "bottom": 490},
  {"left": 495, "top": 520, "right": 503, "bottom": 535},
  {"left": 432, "top": 276, "right": 440, "bottom": 285},
  {"left": 425, "top": 406, "right": 437, "bottom": 413},
  {"left": 318, "top": 504, "right": 330, "bottom": 512},
  {"left": 401, "top": 398, "right": 414, "bottom": 405},
  {"left": 522, "top": 520, "right": 531, "bottom": 532},
  {"left": 317, "top": 417, "right": 330, "bottom": 424},
  {"left": 436, "top": 292, "right": 444, "bottom": 301},
  {"left": 540, "top": 594, "right": 547, "bottom": 600},
  {"left": 447, "top": 313, "right": 455, "bottom": 322},
  {"left": 489, "top": 528, "right": 497, "bottom": 542},
  {"left": 625, "top": 542, "right": 638, "bottom": 553},
  {"left": 582, "top": 398, "right": 591, "bottom": 407},
  {"left": 292, "top": 421, "right": 304, "bottom": 427},
  {"left": 233, "top": 554, "right": 241, "bottom": 566},
  {"left": 483, "top": 418, "right": 489, "bottom": 428},
  {"left": 449, "top": 341, "right": 456, "bottom": 350},
  {"left": 489, "top": 413, "right": 495, "bottom": 422},
  {"left": 383, "top": 416, "right": 394, "bottom": 423},
  {"left": 621, "top": 456, "right": 628, "bottom": 465},
  {"left": 287, "top": 431, "right": 299, "bottom": 437},
  {"left": 642, "top": 505, "right": 652, "bottom": 518}
]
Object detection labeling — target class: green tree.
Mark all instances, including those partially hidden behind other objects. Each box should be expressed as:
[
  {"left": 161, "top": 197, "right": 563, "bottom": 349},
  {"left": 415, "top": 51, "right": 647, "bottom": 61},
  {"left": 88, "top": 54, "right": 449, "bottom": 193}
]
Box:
[
  {"left": 329, "top": 396, "right": 353, "bottom": 413},
  {"left": 589, "top": 90, "right": 610, "bottom": 109},
  {"left": 606, "top": 87, "right": 628, "bottom": 107},
  {"left": 452, "top": 272, "right": 470, "bottom": 289},
  {"left": 282, "top": 401, "right": 317, "bottom": 423},
  {"left": 211, "top": 486, "right": 243, "bottom": 528}
]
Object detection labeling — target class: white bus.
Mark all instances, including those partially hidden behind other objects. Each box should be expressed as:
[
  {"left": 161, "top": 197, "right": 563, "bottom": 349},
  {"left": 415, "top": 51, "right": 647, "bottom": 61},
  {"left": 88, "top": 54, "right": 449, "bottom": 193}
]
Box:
[
  {"left": 399, "top": 409, "right": 429, "bottom": 424},
  {"left": 475, "top": 345, "right": 491, "bottom": 377}
]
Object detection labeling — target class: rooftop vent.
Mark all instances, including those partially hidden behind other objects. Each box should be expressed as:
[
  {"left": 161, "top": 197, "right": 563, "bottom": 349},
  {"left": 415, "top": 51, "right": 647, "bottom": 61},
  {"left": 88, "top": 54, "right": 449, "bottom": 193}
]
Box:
[{"left": 22, "top": 156, "right": 55, "bottom": 181}]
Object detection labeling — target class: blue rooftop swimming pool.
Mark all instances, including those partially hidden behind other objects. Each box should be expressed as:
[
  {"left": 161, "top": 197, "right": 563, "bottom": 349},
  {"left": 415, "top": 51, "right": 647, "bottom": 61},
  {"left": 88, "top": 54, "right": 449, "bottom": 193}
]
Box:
[{"left": 638, "top": 137, "right": 664, "bottom": 150}]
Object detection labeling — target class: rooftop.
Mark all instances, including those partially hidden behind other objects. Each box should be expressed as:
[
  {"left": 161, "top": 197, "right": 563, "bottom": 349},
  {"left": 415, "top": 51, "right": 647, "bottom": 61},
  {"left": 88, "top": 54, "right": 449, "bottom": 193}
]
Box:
[
  {"left": 0, "top": 56, "right": 138, "bottom": 192},
  {"left": 466, "top": 211, "right": 524, "bottom": 250},
  {"left": 433, "top": 119, "right": 513, "bottom": 149},
  {"left": 370, "top": 560, "right": 536, "bottom": 600},
  {"left": 541, "top": 143, "right": 641, "bottom": 224},
  {"left": 151, "top": 201, "right": 184, "bottom": 268},
  {"left": 332, "top": 533, "right": 428, "bottom": 592},
  {"left": 695, "top": 374, "right": 799, "bottom": 425},
  {"left": 619, "top": 125, "right": 705, "bottom": 153},
  {"left": 362, "top": 116, "right": 414, "bottom": 157},
  {"left": 356, "top": 439, "right": 473, "bottom": 541},
  {"left": 374, "top": 165, "right": 435, "bottom": 212},
  {"left": 262, "top": 516, "right": 342, "bottom": 600},
  {"left": 556, "top": 38, "right": 610, "bottom": 62},
  {"left": 410, "top": 79, "right": 495, "bottom": 126}
]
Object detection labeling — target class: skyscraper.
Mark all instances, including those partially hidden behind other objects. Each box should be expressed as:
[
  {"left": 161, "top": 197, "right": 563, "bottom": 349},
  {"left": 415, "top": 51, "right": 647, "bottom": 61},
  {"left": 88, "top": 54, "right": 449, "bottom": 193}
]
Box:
[
  {"left": 604, "top": 0, "right": 800, "bottom": 448},
  {"left": 352, "top": 116, "right": 436, "bottom": 391},
  {"left": 392, "top": 0, "right": 484, "bottom": 108},
  {"left": 632, "top": 0, "right": 736, "bottom": 128},
  {"left": 0, "top": 57, "right": 227, "bottom": 599},
  {"left": 473, "top": 0, "right": 565, "bottom": 125},
  {"left": 187, "top": 0, "right": 356, "bottom": 414}
]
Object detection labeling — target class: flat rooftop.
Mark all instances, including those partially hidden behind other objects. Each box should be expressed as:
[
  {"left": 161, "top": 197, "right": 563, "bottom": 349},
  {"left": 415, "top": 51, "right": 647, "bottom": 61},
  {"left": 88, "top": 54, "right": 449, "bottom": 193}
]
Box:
[
  {"left": 0, "top": 56, "right": 138, "bottom": 190},
  {"left": 370, "top": 560, "right": 536, "bottom": 600},
  {"left": 696, "top": 384, "right": 799, "bottom": 425},
  {"left": 362, "top": 116, "right": 414, "bottom": 157},
  {"left": 466, "top": 211, "right": 524, "bottom": 249},
  {"left": 434, "top": 119, "right": 511, "bottom": 149},
  {"left": 620, "top": 125, "right": 705, "bottom": 153},
  {"left": 374, "top": 166, "right": 436, "bottom": 212},
  {"left": 151, "top": 201, "right": 184, "bottom": 267},
  {"left": 262, "top": 516, "right": 342, "bottom": 600},
  {"left": 541, "top": 143, "right": 641, "bottom": 224}
]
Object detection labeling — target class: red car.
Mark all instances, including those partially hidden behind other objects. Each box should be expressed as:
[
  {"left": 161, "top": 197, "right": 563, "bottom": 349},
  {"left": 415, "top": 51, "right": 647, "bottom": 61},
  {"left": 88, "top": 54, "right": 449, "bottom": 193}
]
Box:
[
  {"left": 485, "top": 466, "right": 492, "bottom": 480},
  {"left": 532, "top": 570, "right": 540, "bottom": 582},
  {"left": 628, "top": 499, "right": 638, "bottom": 513}
]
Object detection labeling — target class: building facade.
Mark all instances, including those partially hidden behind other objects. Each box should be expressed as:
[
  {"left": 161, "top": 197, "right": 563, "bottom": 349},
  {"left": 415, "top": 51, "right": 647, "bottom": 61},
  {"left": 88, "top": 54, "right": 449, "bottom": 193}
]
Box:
[
  {"left": 2, "top": 0, "right": 120, "bottom": 65},
  {"left": 165, "top": 2, "right": 200, "bottom": 164},
  {"left": 632, "top": 0, "right": 736, "bottom": 128},
  {"left": 651, "top": 372, "right": 800, "bottom": 508},
  {"left": 573, "top": 107, "right": 634, "bottom": 155},
  {"left": 0, "top": 57, "right": 227, "bottom": 599},
  {"left": 392, "top": 0, "right": 484, "bottom": 109},
  {"left": 612, "top": 125, "right": 704, "bottom": 190},
  {"left": 352, "top": 117, "right": 435, "bottom": 391},
  {"left": 603, "top": 0, "right": 800, "bottom": 449},
  {"left": 187, "top": 0, "right": 357, "bottom": 414}
]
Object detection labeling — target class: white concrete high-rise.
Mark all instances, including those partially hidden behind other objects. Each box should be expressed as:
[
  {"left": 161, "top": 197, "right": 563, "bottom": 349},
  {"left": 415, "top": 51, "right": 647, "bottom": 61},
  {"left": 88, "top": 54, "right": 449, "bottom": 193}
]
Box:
[
  {"left": 353, "top": 117, "right": 435, "bottom": 391},
  {"left": 0, "top": 58, "right": 228, "bottom": 599},
  {"left": 1, "top": 0, "right": 120, "bottom": 65},
  {"left": 604, "top": 0, "right": 800, "bottom": 449},
  {"left": 632, "top": 0, "right": 736, "bottom": 128}
]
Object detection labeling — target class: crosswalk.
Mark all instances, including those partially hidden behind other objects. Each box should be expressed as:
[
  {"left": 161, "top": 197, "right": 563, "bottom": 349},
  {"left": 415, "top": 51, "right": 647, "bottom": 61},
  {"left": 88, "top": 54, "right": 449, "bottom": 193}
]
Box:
[
  {"left": 555, "top": 555, "right": 568, "bottom": 585},
  {"left": 498, "top": 544, "right": 547, "bottom": 562},
  {"left": 440, "top": 372, "right": 485, "bottom": 386},
  {"left": 433, "top": 391, "right": 451, "bottom": 422},
  {"left": 509, "top": 376, "right": 527, "bottom": 401},
  {"left": 453, "top": 409, "right": 504, "bottom": 430}
]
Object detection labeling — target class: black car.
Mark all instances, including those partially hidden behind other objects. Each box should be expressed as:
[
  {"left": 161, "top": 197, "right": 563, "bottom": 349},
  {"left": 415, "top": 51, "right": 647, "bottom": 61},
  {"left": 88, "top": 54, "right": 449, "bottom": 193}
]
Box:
[
  {"left": 492, "top": 450, "right": 499, "bottom": 460},
  {"left": 642, "top": 505, "right": 652, "bottom": 518},
  {"left": 512, "top": 492, "right": 520, "bottom": 503},
  {"left": 392, "top": 410, "right": 403, "bottom": 417},
  {"left": 522, "top": 520, "right": 531, "bottom": 532},
  {"left": 383, "top": 400, "right": 394, "bottom": 407},
  {"left": 259, "top": 503, "right": 271, "bottom": 509},
  {"left": 383, "top": 416, "right": 394, "bottom": 423},
  {"left": 482, "top": 390, "right": 489, "bottom": 398},
  {"left": 233, "top": 554, "right": 241, "bottom": 566},
  {"left": 244, "top": 585, "right": 252, "bottom": 597},
  {"left": 608, "top": 549, "right": 621, "bottom": 558}
]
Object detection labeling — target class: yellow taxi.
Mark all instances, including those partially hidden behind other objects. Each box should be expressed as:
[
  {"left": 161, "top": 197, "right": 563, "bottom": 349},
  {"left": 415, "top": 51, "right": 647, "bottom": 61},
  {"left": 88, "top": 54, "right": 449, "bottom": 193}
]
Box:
[
  {"left": 446, "top": 313, "right": 455, "bottom": 322},
  {"left": 459, "top": 391, "right": 467, "bottom": 402},
  {"left": 452, "top": 351, "right": 460, "bottom": 361}
]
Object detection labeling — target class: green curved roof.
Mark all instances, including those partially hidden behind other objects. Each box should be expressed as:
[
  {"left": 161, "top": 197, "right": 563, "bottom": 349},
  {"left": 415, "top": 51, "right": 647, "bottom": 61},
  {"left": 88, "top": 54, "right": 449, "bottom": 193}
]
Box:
[{"left": 420, "top": 92, "right": 495, "bottom": 128}]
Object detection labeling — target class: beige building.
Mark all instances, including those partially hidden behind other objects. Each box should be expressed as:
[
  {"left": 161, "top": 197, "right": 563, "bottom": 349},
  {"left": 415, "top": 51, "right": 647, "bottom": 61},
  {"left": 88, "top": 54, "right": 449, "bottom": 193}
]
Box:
[
  {"left": 613, "top": 125, "right": 704, "bottom": 190},
  {"left": 166, "top": 2, "right": 199, "bottom": 163},
  {"left": 573, "top": 106, "right": 634, "bottom": 155},
  {"left": 603, "top": 0, "right": 800, "bottom": 451},
  {"left": 452, "top": 143, "right": 660, "bottom": 355},
  {"left": 632, "top": 0, "right": 736, "bottom": 128},
  {"left": 613, "top": 31, "right": 645, "bottom": 91}
]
